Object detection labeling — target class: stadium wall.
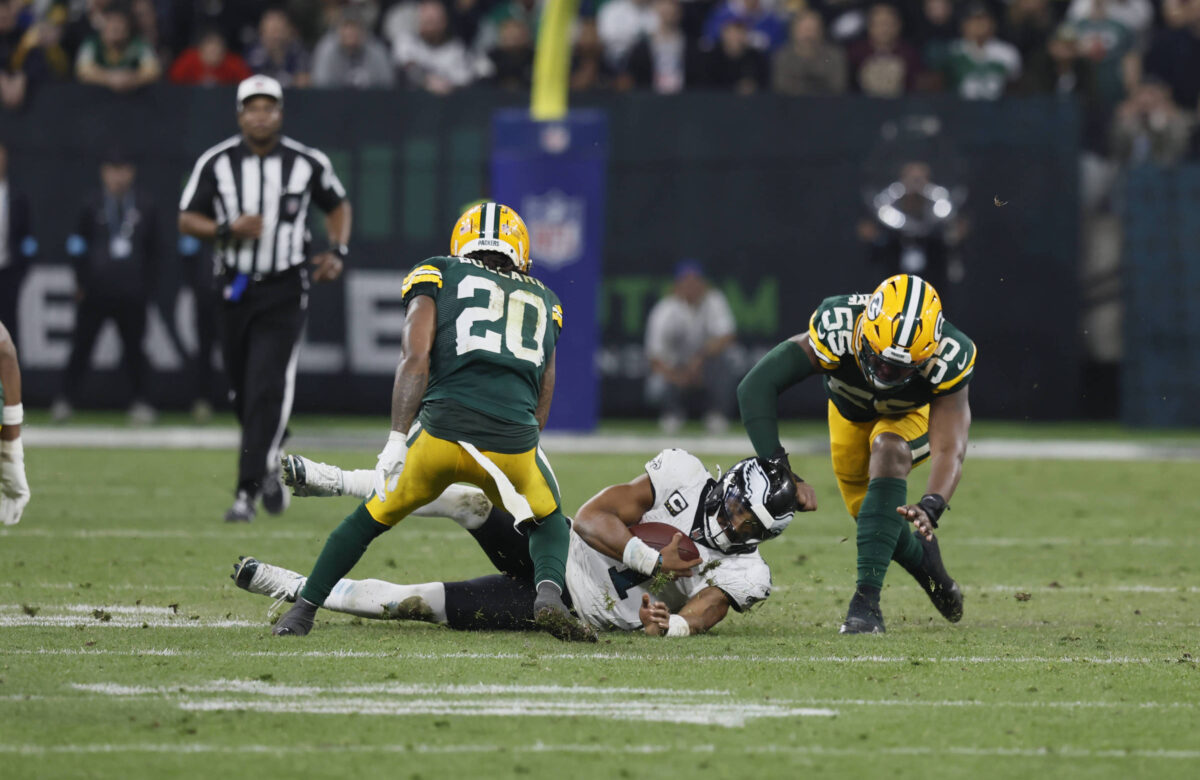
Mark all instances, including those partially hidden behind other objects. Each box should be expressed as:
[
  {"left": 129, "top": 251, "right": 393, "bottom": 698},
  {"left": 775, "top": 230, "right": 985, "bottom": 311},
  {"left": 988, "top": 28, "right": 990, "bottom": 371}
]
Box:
[{"left": 1, "top": 85, "right": 1081, "bottom": 419}]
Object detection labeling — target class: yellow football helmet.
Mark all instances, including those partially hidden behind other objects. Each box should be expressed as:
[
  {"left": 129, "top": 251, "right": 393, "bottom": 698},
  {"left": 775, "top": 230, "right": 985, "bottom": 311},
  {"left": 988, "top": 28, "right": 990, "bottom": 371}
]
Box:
[
  {"left": 449, "top": 202, "right": 531, "bottom": 273},
  {"left": 855, "top": 274, "right": 944, "bottom": 390}
]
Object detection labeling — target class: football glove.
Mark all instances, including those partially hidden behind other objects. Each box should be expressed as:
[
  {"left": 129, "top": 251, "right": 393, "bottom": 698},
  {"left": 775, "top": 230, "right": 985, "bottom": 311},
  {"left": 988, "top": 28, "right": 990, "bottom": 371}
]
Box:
[
  {"left": 0, "top": 438, "right": 31, "bottom": 525},
  {"left": 372, "top": 430, "right": 409, "bottom": 501},
  {"left": 916, "top": 493, "right": 948, "bottom": 528}
]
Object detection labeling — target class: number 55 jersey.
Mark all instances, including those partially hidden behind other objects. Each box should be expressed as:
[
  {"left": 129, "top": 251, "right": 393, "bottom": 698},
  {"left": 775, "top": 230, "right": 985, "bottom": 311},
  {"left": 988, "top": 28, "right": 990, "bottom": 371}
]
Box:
[
  {"left": 567, "top": 449, "right": 773, "bottom": 631},
  {"left": 401, "top": 256, "right": 564, "bottom": 454}
]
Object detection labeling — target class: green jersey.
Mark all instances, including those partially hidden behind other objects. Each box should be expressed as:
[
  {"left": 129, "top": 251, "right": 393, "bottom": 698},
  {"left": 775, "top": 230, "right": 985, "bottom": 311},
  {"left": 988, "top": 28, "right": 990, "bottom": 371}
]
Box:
[
  {"left": 401, "top": 256, "right": 563, "bottom": 453},
  {"left": 807, "top": 294, "right": 976, "bottom": 422}
]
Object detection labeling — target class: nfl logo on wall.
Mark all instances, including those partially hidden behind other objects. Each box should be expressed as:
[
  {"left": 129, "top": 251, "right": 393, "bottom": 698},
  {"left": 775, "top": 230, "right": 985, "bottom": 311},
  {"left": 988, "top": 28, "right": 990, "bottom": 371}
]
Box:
[{"left": 523, "top": 190, "right": 584, "bottom": 271}]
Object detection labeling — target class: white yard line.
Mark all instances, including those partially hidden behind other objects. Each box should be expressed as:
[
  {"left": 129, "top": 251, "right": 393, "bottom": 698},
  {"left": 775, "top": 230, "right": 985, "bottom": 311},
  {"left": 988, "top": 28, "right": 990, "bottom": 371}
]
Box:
[
  {"left": 4, "top": 647, "right": 1196, "bottom": 664},
  {"left": 0, "top": 616, "right": 258, "bottom": 628},
  {"left": 0, "top": 742, "right": 1196, "bottom": 760}
]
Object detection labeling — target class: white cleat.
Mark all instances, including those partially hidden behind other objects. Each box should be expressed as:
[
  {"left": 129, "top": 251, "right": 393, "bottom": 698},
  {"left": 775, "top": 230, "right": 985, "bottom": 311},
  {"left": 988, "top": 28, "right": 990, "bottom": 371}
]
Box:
[
  {"left": 231, "top": 556, "right": 306, "bottom": 604},
  {"left": 280, "top": 454, "right": 345, "bottom": 497}
]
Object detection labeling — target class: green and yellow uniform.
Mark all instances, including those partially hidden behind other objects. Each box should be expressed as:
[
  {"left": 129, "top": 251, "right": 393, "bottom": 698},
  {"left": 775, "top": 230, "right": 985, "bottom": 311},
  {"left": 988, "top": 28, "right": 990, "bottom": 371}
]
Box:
[
  {"left": 366, "top": 256, "right": 565, "bottom": 527},
  {"left": 806, "top": 293, "right": 975, "bottom": 516}
]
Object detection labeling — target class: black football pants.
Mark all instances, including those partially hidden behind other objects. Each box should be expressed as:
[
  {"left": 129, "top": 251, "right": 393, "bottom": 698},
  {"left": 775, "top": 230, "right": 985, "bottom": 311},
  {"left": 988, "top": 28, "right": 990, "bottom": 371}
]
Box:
[{"left": 219, "top": 268, "right": 306, "bottom": 497}]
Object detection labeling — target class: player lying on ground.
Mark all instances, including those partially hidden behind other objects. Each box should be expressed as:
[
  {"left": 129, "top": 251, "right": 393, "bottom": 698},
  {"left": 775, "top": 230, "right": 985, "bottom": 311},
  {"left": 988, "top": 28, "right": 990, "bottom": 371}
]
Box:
[
  {"left": 738, "top": 273, "right": 970, "bottom": 634},
  {"left": 234, "top": 449, "right": 814, "bottom": 635},
  {"left": 0, "top": 320, "right": 30, "bottom": 525}
]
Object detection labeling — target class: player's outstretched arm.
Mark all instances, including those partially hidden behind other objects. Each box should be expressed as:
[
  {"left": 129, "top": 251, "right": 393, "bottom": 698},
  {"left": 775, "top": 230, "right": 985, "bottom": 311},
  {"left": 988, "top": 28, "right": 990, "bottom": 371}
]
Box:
[
  {"left": 737, "top": 334, "right": 821, "bottom": 460},
  {"left": 574, "top": 476, "right": 696, "bottom": 576},
  {"left": 375, "top": 295, "right": 437, "bottom": 499},
  {"left": 898, "top": 387, "right": 971, "bottom": 540},
  {"left": 639, "top": 588, "right": 731, "bottom": 637},
  {"left": 0, "top": 322, "right": 30, "bottom": 525}
]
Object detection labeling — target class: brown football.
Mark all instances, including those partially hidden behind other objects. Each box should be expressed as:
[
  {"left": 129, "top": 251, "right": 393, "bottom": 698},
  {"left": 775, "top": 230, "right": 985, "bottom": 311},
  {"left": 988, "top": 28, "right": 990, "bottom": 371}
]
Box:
[{"left": 631, "top": 522, "right": 701, "bottom": 561}]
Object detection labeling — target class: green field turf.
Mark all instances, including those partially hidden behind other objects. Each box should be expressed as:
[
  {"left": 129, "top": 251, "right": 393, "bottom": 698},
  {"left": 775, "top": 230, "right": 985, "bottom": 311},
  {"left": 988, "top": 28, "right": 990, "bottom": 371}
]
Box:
[{"left": 1, "top": 445, "right": 1198, "bottom": 780}]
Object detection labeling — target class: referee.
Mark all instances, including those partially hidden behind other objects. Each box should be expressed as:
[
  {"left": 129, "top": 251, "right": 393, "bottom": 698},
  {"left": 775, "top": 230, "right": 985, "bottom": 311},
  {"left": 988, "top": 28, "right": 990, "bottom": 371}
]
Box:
[{"left": 178, "top": 75, "right": 352, "bottom": 523}]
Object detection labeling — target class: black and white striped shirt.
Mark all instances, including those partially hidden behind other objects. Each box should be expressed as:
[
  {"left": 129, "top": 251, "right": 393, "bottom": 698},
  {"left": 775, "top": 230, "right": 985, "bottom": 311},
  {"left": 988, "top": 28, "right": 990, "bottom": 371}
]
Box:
[{"left": 179, "top": 135, "right": 346, "bottom": 275}]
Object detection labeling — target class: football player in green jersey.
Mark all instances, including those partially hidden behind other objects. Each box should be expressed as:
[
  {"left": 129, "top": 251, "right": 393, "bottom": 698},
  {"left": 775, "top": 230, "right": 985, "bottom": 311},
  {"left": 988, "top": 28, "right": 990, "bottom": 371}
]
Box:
[
  {"left": 737, "top": 274, "right": 974, "bottom": 634},
  {"left": 273, "top": 202, "right": 593, "bottom": 641}
]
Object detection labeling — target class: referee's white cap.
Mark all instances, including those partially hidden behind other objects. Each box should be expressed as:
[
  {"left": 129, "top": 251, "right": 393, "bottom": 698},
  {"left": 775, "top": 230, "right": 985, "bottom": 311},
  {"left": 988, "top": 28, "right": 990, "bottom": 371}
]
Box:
[{"left": 237, "top": 75, "right": 283, "bottom": 109}]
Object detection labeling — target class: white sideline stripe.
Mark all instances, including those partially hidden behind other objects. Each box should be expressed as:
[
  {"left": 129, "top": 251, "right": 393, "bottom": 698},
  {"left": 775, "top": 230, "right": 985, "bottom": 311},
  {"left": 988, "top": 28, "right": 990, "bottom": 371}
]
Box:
[
  {"left": 0, "top": 605, "right": 177, "bottom": 615},
  {"left": 21, "top": 427, "right": 1200, "bottom": 461},
  {"left": 6, "top": 648, "right": 1197, "bottom": 665},
  {"left": 0, "top": 742, "right": 1197, "bottom": 760},
  {"left": 0, "top": 616, "right": 257, "bottom": 628},
  {"left": 771, "top": 584, "right": 1200, "bottom": 594}
]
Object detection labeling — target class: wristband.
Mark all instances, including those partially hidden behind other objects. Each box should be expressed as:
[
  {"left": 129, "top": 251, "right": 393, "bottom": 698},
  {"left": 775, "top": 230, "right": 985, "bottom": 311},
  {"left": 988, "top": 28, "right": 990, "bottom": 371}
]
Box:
[
  {"left": 665, "top": 614, "right": 690, "bottom": 637},
  {"left": 918, "top": 493, "right": 948, "bottom": 527},
  {"left": 622, "top": 537, "right": 662, "bottom": 577},
  {"left": 215, "top": 222, "right": 231, "bottom": 242},
  {"left": 387, "top": 429, "right": 407, "bottom": 444},
  {"left": 333, "top": 243, "right": 350, "bottom": 260},
  {"left": 2, "top": 404, "right": 23, "bottom": 426}
]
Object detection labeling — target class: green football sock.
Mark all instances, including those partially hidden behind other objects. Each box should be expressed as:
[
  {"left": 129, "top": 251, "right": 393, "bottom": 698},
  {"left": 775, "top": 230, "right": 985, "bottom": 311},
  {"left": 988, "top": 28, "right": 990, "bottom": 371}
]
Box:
[
  {"left": 892, "top": 528, "right": 925, "bottom": 572},
  {"left": 299, "top": 502, "right": 390, "bottom": 606},
  {"left": 855, "top": 477, "right": 909, "bottom": 590},
  {"left": 528, "top": 509, "right": 570, "bottom": 590}
]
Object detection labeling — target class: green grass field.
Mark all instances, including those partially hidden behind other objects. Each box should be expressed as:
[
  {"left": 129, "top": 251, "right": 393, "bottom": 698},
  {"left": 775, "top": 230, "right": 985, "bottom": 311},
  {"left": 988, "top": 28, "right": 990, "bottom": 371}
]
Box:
[{"left": 1, "top": 438, "right": 1198, "bottom": 779}]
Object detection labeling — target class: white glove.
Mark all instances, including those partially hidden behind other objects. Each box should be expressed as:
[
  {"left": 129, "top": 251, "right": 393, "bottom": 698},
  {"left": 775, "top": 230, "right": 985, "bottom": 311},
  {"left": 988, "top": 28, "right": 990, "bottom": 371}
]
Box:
[
  {"left": 373, "top": 430, "right": 409, "bottom": 500},
  {"left": 0, "top": 438, "right": 31, "bottom": 526}
]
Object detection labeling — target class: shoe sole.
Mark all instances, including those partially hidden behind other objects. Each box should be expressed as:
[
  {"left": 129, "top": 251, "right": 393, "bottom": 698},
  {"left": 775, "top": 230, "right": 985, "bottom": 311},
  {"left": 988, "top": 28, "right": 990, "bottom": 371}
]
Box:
[
  {"left": 839, "top": 617, "right": 885, "bottom": 634},
  {"left": 533, "top": 607, "right": 597, "bottom": 643}
]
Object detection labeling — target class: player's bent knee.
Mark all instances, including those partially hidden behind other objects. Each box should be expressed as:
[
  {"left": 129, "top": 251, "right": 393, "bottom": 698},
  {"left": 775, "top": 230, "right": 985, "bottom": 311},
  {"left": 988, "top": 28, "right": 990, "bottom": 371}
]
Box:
[{"left": 868, "top": 433, "right": 912, "bottom": 478}]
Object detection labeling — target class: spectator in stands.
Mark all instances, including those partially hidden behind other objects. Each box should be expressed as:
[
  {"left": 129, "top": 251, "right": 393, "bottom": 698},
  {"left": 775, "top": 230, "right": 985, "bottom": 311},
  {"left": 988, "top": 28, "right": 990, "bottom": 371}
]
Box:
[
  {"left": 702, "top": 0, "right": 788, "bottom": 53},
  {"left": 473, "top": 0, "right": 540, "bottom": 55},
  {"left": 570, "top": 16, "right": 616, "bottom": 92},
  {"left": 1143, "top": 0, "right": 1200, "bottom": 111},
  {"left": 942, "top": 3, "right": 1021, "bottom": 100},
  {"left": 911, "top": 0, "right": 958, "bottom": 77},
  {"left": 1004, "top": 0, "right": 1057, "bottom": 95},
  {"left": 62, "top": 0, "right": 110, "bottom": 61},
  {"left": 1066, "top": 0, "right": 1153, "bottom": 50},
  {"left": 597, "top": 0, "right": 657, "bottom": 69},
  {"left": 245, "top": 8, "right": 311, "bottom": 87},
  {"left": 623, "top": 0, "right": 697, "bottom": 94},
  {"left": 487, "top": 16, "right": 532, "bottom": 91},
  {"left": 644, "top": 260, "right": 737, "bottom": 435},
  {"left": 392, "top": 0, "right": 484, "bottom": 93},
  {"left": 1111, "top": 77, "right": 1194, "bottom": 166},
  {"left": 75, "top": 6, "right": 161, "bottom": 92},
  {"left": 0, "top": 0, "right": 26, "bottom": 109},
  {"left": 847, "top": 3, "right": 922, "bottom": 98},
  {"left": 313, "top": 7, "right": 395, "bottom": 88},
  {"left": 14, "top": 8, "right": 72, "bottom": 92},
  {"left": 1062, "top": 0, "right": 1136, "bottom": 113},
  {"left": 53, "top": 151, "right": 159, "bottom": 426},
  {"left": 131, "top": 0, "right": 171, "bottom": 66},
  {"left": 169, "top": 28, "right": 252, "bottom": 86},
  {"left": 696, "top": 18, "right": 769, "bottom": 94},
  {"left": 771, "top": 9, "right": 847, "bottom": 96},
  {"left": 0, "top": 140, "right": 36, "bottom": 348}
]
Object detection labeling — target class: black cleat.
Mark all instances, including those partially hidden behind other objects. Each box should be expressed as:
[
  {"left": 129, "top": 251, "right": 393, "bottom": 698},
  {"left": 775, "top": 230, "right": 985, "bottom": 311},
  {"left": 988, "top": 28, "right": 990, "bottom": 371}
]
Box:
[
  {"left": 261, "top": 471, "right": 289, "bottom": 515},
  {"left": 533, "top": 588, "right": 597, "bottom": 643},
  {"left": 272, "top": 597, "right": 318, "bottom": 636},
  {"left": 840, "top": 590, "right": 886, "bottom": 634},
  {"left": 903, "top": 533, "right": 964, "bottom": 623},
  {"left": 224, "top": 491, "right": 256, "bottom": 523}
]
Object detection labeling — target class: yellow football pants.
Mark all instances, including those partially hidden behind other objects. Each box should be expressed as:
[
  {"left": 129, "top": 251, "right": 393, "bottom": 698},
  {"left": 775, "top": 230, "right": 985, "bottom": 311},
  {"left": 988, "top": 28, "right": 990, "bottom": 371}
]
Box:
[
  {"left": 828, "top": 400, "right": 931, "bottom": 518},
  {"left": 365, "top": 426, "right": 561, "bottom": 527}
]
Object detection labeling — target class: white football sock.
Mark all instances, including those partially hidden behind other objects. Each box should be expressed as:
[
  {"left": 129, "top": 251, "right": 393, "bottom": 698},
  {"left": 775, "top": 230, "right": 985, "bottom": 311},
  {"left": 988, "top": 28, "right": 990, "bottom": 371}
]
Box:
[
  {"left": 409, "top": 484, "right": 493, "bottom": 530},
  {"left": 323, "top": 578, "right": 447, "bottom": 624},
  {"left": 340, "top": 469, "right": 376, "bottom": 499}
]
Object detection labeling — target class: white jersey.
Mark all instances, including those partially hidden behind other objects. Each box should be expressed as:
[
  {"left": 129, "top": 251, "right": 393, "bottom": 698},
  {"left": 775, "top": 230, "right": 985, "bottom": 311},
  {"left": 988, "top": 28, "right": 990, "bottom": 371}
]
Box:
[{"left": 566, "top": 449, "right": 773, "bottom": 631}]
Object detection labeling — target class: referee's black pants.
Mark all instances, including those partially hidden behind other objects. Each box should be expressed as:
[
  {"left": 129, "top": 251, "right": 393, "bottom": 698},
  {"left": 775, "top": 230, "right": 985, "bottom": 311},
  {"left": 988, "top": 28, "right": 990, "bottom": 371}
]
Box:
[{"left": 219, "top": 268, "right": 307, "bottom": 497}]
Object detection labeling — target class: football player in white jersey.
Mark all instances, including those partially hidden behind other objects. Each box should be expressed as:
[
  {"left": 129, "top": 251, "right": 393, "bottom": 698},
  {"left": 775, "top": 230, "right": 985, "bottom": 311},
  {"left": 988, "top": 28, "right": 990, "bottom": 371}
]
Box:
[{"left": 233, "top": 450, "right": 815, "bottom": 636}]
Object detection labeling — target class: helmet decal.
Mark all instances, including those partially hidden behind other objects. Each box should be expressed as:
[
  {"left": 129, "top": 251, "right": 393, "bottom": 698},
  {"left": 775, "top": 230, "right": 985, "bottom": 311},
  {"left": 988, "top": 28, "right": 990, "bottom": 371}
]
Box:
[{"left": 867, "top": 292, "right": 884, "bottom": 320}]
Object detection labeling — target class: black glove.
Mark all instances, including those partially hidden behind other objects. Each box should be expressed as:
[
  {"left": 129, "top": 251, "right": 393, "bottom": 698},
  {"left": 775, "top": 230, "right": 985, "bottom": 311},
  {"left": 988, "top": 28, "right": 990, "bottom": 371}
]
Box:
[{"left": 917, "top": 493, "right": 948, "bottom": 528}]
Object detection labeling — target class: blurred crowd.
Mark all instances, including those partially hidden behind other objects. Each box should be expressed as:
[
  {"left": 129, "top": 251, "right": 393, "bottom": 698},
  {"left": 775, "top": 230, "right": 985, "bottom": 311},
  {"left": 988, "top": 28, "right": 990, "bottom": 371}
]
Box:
[{"left": 0, "top": 0, "right": 1197, "bottom": 160}]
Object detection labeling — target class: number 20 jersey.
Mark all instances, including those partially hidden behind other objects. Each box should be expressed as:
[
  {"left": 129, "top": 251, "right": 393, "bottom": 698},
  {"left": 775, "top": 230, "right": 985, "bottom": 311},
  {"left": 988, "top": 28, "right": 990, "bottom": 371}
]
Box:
[
  {"left": 566, "top": 449, "right": 773, "bottom": 631},
  {"left": 402, "top": 256, "right": 564, "bottom": 451}
]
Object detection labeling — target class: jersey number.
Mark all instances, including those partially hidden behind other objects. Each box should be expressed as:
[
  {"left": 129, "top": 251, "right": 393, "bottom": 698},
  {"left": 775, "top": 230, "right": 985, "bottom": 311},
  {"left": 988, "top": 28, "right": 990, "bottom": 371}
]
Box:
[
  {"left": 455, "top": 277, "right": 547, "bottom": 365},
  {"left": 925, "top": 337, "right": 963, "bottom": 385},
  {"left": 819, "top": 306, "right": 854, "bottom": 356},
  {"left": 607, "top": 566, "right": 651, "bottom": 601}
]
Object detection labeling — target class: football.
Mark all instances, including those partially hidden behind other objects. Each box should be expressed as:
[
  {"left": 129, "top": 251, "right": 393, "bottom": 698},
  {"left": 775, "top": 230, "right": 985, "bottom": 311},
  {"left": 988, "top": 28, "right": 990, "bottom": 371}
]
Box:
[{"left": 632, "top": 522, "right": 701, "bottom": 561}]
